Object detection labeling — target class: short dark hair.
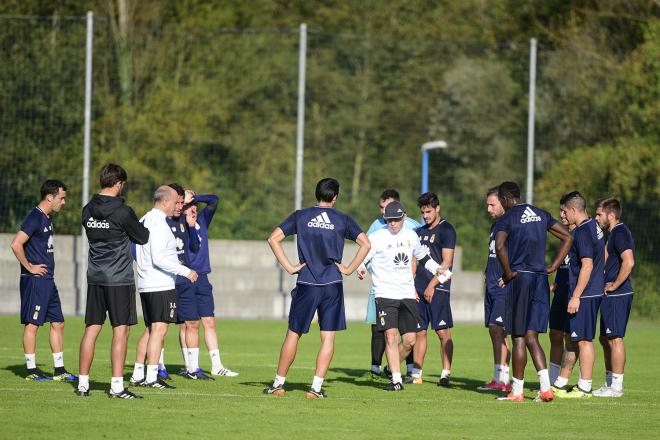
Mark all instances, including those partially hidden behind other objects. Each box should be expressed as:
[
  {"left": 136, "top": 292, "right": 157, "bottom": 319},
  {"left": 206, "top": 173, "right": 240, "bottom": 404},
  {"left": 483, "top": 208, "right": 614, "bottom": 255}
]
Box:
[
  {"left": 380, "top": 189, "right": 400, "bottom": 201},
  {"left": 40, "top": 179, "right": 66, "bottom": 200},
  {"left": 315, "top": 178, "right": 340, "bottom": 202},
  {"left": 99, "top": 164, "right": 127, "bottom": 189},
  {"left": 560, "top": 191, "right": 586, "bottom": 212},
  {"left": 498, "top": 181, "right": 520, "bottom": 201},
  {"left": 596, "top": 197, "right": 622, "bottom": 219},
  {"left": 168, "top": 183, "right": 185, "bottom": 196},
  {"left": 417, "top": 192, "right": 439, "bottom": 208},
  {"left": 486, "top": 186, "right": 499, "bottom": 197}
]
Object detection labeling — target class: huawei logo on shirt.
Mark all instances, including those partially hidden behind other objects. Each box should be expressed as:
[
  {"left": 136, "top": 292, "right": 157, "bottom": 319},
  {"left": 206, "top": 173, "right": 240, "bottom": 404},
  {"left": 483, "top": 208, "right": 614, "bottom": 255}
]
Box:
[{"left": 393, "top": 252, "right": 410, "bottom": 267}]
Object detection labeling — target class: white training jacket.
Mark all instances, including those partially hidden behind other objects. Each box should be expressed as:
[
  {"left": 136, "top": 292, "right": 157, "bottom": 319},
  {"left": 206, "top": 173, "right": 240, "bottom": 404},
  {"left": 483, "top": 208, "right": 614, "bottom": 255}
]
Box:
[
  {"left": 136, "top": 208, "right": 191, "bottom": 293},
  {"left": 363, "top": 228, "right": 441, "bottom": 300}
]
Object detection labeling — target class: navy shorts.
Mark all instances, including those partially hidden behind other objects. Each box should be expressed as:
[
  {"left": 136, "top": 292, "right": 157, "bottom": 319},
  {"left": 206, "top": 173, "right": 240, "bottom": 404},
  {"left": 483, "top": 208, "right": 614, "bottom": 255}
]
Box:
[
  {"left": 176, "top": 280, "right": 199, "bottom": 322},
  {"left": 505, "top": 272, "right": 549, "bottom": 337},
  {"left": 288, "top": 283, "right": 346, "bottom": 334},
  {"left": 568, "top": 296, "right": 602, "bottom": 342},
  {"left": 484, "top": 287, "right": 507, "bottom": 328},
  {"left": 549, "top": 290, "right": 570, "bottom": 333},
  {"left": 599, "top": 293, "right": 633, "bottom": 338},
  {"left": 195, "top": 273, "right": 215, "bottom": 318},
  {"left": 20, "top": 276, "right": 64, "bottom": 325},
  {"left": 418, "top": 289, "right": 453, "bottom": 330}
]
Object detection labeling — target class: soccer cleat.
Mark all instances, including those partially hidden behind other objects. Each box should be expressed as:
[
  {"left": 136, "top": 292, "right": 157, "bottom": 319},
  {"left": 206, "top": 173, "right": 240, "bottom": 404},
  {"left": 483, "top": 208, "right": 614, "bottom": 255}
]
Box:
[
  {"left": 108, "top": 388, "right": 143, "bottom": 399},
  {"left": 75, "top": 388, "right": 91, "bottom": 397},
  {"left": 558, "top": 386, "right": 592, "bottom": 399},
  {"left": 305, "top": 387, "right": 328, "bottom": 398},
  {"left": 25, "top": 371, "right": 52, "bottom": 381},
  {"left": 157, "top": 367, "right": 172, "bottom": 381},
  {"left": 211, "top": 367, "right": 239, "bottom": 377},
  {"left": 497, "top": 392, "right": 524, "bottom": 402},
  {"left": 129, "top": 377, "right": 145, "bottom": 387},
  {"left": 185, "top": 368, "right": 215, "bottom": 381},
  {"left": 403, "top": 375, "right": 422, "bottom": 384},
  {"left": 533, "top": 388, "right": 555, "bottom": 402},
  {"left": 383, "top": 381, "right": 404, "bottom": 391},
  {"left": 438, "top": 376, "right": 451, "bottom": 387},
  {"left": 263, "top": 383, "right": 286, "bottom": 396},
  {"left": 593, "top": 386, "right": 623, "bottom": 398},
  {"left": 143, "top": 378, "right": 176, "bottom": 389},
  {"left": 477, "top": 380, "right": 502, "bottom": 391},
  {"left": 499, "top": 383, "right": 512, "bottom": 392},
  {"left": 382, "top": 365, "right": 393, "bottom": 379},
  {"left": 177, "top": 367, "right": 188, "bottom": 377},
  {"left": 551, "top": 385, "right": 572, "bottom": 396},
  {"left": 52, "top": 370, "right": 78, "bottom": 381}
]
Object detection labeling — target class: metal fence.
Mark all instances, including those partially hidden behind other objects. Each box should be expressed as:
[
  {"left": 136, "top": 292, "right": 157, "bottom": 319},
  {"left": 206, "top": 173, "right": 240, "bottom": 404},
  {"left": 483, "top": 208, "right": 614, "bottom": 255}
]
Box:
[{"left": 1, "top": 14, "right": 657, "bottom": 314}]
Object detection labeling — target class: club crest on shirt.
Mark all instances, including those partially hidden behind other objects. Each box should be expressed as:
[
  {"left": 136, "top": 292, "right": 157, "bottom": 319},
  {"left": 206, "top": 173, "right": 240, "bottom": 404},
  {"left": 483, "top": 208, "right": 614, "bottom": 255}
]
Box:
[
  {"left": 180, "top": 223, "right": 185, "bottom": 233},
  {"left": 430, "top": 234, "right": 435, "bottom": 243}
]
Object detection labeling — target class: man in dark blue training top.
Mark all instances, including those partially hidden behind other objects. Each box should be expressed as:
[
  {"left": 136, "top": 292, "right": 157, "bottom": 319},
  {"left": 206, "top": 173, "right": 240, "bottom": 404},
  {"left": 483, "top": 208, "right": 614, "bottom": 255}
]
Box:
[
  {"left": 11, "top": 179, "right": 77, "bottom": 381},
  {"left": 593, "top": 197, "right": 633, "bottom": 398},
  {"left": 494, "top": 181, "right": 572, "bottom": 403},
  {"left": 264, "top": 177, "right": 371, "bottom": 398}
]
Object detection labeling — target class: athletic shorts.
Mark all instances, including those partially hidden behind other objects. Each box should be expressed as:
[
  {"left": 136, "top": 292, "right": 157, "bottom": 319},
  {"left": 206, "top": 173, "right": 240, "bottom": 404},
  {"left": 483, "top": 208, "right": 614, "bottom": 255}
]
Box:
[
  {"left": 195, "top": 273, "right": 215, "bottom": 318},
  {"left": 375, "top": 297, "right": 420, "bottom": 335},
  {"left": 549, "top": 290, "right": 570, "bottom": 333},
  {"left": 85, "top": 284, "right": 137, "bottom": 327},
  {"left": 417, "top": 289, "right": 453, "bottom": 330},
  {"left": 599, "top": 293, "right": 633, "bottom": 338},
  {"left": 568, "top": 296, "right": 601, "bottom": 341},
  {"left": 365, "top": 288, "right": 377, "bottom": 325},
  {"left": 140, "top": 289, "right": 178, "bottom": 326},
  {"left": 505, "top": 272, "right": 550, "bottom": 337},
  {"left": 20, "top": 276, "right": 64, "bottom": 325},
  {"left": 484, "top": 287, "right": 507, "bottom": 328},
  {"left": 288, "top": 283, "right": 346, "bottom": 334},
  {"left": 176, "top": 279, "right": 198, "bottom": 322}
]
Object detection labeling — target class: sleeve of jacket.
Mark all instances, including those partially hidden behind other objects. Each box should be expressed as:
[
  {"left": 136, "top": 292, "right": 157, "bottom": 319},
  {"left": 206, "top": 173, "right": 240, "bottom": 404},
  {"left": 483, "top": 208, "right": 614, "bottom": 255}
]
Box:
[{"left": 120, "top": 207, "right": 150, "bottom": 245}]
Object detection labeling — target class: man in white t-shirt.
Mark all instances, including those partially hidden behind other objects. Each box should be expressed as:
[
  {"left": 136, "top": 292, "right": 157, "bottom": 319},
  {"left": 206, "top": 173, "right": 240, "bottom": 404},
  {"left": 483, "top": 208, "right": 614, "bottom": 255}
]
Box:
[{"left": 358, "top": 201, "right": 444, "bottom": 391}]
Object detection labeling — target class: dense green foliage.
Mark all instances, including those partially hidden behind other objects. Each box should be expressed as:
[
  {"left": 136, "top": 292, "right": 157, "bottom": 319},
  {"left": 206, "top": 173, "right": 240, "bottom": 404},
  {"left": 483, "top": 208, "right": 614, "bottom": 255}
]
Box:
[
  {"left": 0, "top": 1, "right": 658, "bottom": 314},
  {"left": 1, "top": 317, "right": 659, "bottom": 439}
]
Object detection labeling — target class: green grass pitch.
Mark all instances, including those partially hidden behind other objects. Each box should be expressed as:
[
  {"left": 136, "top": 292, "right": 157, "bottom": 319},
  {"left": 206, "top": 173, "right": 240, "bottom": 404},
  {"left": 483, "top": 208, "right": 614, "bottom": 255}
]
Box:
[{"left": 1, "top": 316, "right": 659, "bottom": 439}]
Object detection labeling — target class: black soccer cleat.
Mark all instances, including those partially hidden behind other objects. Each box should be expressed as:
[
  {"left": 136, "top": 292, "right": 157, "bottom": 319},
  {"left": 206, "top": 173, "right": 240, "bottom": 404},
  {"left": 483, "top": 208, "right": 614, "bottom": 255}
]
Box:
[
  {"left": 305, "top": 387, "right": 328, "bottom": 399},
  {"left": 263, "top": 383, "right": 286, "bottom": 396},
  {"left": 129, "top": 377, "right": 145, "bottom": 387},
  {"left": 108, "top": 388, "right": 143, "bottom": 399},
  {"left": 382, "top": 365, "right": 393, "bottom": 379},
  {"left": 383, "top": 381, "right": 404, "bottom": 391},
  {"left": 75, "top": 388, "right": 91, "bottom": 397},
  {"left": 143, "top": 378, "right": 175, "bottom": 389},
  {"left": 438, "top": 376, "right": 451, "bottom": 387}
]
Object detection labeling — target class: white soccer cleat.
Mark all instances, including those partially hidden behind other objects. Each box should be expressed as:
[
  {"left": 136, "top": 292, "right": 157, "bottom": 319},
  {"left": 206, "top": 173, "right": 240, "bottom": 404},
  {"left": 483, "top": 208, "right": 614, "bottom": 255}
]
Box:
[
  {"left": 593, "top": 386, "right": 623, "bottom": 398},
  {"left": 212, "top": 367, "right": 239, "bottom": 377}
]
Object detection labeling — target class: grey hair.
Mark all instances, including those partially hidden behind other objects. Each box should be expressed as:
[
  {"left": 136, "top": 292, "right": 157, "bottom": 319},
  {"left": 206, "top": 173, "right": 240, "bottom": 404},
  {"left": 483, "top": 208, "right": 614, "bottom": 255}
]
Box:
[{"left": 153, "top": 186, "right": 173, "bottom": 203}]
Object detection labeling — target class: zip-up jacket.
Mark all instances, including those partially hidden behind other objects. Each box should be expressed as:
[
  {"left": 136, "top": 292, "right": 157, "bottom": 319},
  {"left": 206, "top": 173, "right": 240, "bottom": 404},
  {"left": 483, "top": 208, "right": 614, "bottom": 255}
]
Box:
[{"left": 82, "top": 194, "right": 150, "bottom": 286}]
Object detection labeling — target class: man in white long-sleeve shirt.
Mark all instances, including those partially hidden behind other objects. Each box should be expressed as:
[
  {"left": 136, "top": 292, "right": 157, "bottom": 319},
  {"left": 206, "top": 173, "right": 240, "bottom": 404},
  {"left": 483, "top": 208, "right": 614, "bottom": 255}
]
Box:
[
  {"left": 130, "top": 186, "right": 198, "bottom": 390},
  {"left": 357, "top": 201, "right": 444, "bottom": 392}
]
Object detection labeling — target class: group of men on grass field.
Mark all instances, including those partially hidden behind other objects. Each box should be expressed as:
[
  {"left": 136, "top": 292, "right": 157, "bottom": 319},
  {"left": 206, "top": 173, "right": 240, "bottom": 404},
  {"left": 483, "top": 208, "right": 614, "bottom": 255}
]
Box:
[{"left": 12, "top": 170, "right": 634, "bottom": 401}]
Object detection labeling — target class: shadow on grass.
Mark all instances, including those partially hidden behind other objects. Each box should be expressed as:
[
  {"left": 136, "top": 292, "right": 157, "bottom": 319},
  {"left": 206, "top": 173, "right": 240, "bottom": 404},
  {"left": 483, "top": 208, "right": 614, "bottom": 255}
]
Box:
[{"left": 239, "top": 380, "right": 311, "bottom": 393}]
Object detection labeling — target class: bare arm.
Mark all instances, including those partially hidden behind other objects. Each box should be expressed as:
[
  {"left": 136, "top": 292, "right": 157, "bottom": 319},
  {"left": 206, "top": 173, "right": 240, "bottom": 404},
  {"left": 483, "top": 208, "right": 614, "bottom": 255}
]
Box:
[
  {"left": 10, "top": 231, "right": 47, "bottom": 276},
  {"left": 337, "top": 233, "right": 371, "bottom": 276},
  {"left": 267, "top": 227, "right": 306, "bottom": 275},
  {"left": 495, "top": 230, "right": 516, "bottom": 284},
  {"left": 547, "top": 222, "right": 573, "bottom": 274},
  {"left": 439, "top": 248, "right": 454, "bottom": 274},
  {"left": 567, "top": 257, "right": 592, "bottom": 314},
  {"left": 605, "top": 249, "right": 634, "bottom": 293}
]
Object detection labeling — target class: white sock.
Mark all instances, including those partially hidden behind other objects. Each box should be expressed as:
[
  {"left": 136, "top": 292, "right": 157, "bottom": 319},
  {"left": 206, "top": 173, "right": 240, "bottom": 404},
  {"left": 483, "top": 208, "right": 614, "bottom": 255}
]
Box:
[
  {"left": 392, "top": 372, "right": 402, "bottom": 384},
  {"left": 441, "top": 369, "right": 451, "bottom": 379},
  {"left": 132, "top": 363, "right": 145, "bottom": 381},
  {"left": 210, "top": 349, "right": 223, "bottom": 372},
  {"left": 25, "top": 353, "right": 36, "bottom": 370},
  {"left": 311, "top": 375, "right": 324, "bottom": 392},
  {"left": 406, "top": 363, "right": 414, "bottom": 374},
  {"left": 538, "top": 369, "right": 551, "bottom": 392},
  {"left": 549, "top": 362, "right": 560, "bottom": 384},
  {"left": 52, "top": 352, "right": 64, "bottom": 368},
  {"left": 500, "top": 365, "right": 510, "bottom": 385},
  {"left": 578, "top": 378, "right": 592, "bottom": 392},
  {"left": 412, "top": 368, "right": 422, "bottom": 378},
  {"left": 273, "top": 374, "right": 286, "bottom": 387},
  {"left": 111, "top": 376, "right": 124, "bottom": 394},
  {"left": 78, "top": 374, "right": 90, "bottom": 391},
  {"left": 611, "top": 373, "right": 624, "bottom": 392},
  {"left": 371, "top": 364, "right": 381, "bottom": 374},
  {"left": 605, "top": 370, "right": 613, "bottom": 387},
  {"left": 554, "top": 375, "right": 569, "bottom": 388},
  {"left": 493, "top": 364, "right": 502, "bottom": 382},
  {"left": 159, "top": 348, "right": 165, "bottom": 370},
  {"left": 187, "top": 348, "right": 200, "bottom": 373},
  {"left": 146, "top": 364, "right": 158, "bottom": 383},
  {"left": 181, "top": 347, "right": 190, "bottom": 371},
  {"left": 512, "top": 377, "right": 524, "bottom": 396}
]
